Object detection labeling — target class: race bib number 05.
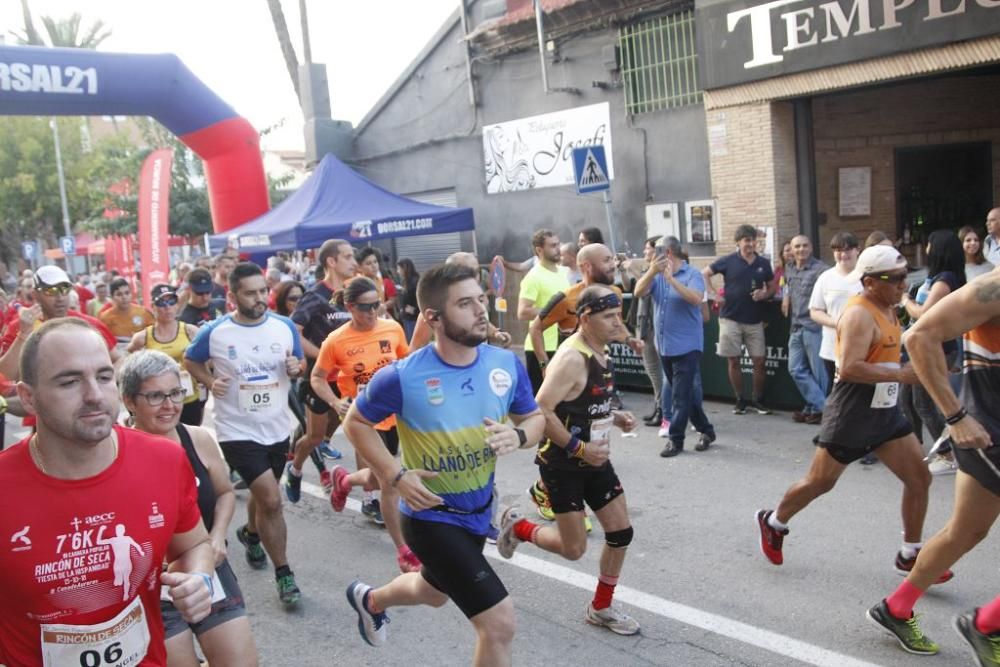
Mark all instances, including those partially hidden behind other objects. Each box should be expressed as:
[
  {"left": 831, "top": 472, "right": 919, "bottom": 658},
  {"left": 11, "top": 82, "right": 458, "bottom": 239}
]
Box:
[
  {"left": 238, "top": 382, "right": 278, "bottom": 412},
  {"left": 40, "top": 596, "right": 150, "bottom": 667}
]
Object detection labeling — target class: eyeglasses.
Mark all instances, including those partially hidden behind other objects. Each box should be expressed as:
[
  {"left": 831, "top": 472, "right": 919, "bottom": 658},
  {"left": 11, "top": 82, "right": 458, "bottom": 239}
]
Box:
[
  {"left": 154, "top": 296, "right": 178, "bottom": 307},
  {"left": 352, "top": 301, "right": 380, "bottom": 312},
  {"left": 286, "top": 294, "right": 302, "bottom": 303},
  {"left": 37, "top": 284, "right": 72, "bottom": 296},
  {"left": 135, "top": 388, "right": 186, "bottom": 406},
  {"left": 869, "top": 273, "right": 908, "bottom": 285}
]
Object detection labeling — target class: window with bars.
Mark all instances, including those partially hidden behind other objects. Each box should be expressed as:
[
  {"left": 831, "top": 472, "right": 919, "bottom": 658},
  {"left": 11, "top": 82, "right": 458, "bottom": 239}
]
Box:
[{"left": 619, "top": 11, "right": 701, "bottom": 115}]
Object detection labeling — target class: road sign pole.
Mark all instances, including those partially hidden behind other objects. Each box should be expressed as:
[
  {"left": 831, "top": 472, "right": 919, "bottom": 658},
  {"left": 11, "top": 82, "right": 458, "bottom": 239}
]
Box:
[{"left": 602, "top": 190, "right": 617, "bottom": 255}]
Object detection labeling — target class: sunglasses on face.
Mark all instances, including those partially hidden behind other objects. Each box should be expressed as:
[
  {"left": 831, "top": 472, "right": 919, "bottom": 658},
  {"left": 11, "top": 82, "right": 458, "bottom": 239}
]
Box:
[
  {"left": 37, "top": 284, "right": 72, "bottom": 297},
  {"left": 870, "top": 273, "right": 908, "bottom": 284},
  {"left": 352, "top": 301, "right": 380, "bottom": 312},
  {"left": 154, "top": 296, "right": 178, "bottom": 307},
  {"left": 136, "top": 387, "right": 186, "bottom": 406}
]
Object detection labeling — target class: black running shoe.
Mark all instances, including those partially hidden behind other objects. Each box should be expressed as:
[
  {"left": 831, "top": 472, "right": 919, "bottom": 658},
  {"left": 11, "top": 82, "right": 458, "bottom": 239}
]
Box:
[
  {"left": 954, "top": 609, "right": 1000, "bottom": 667},
  {"left": 732, "top": 398, "right": 747, "bottom": 415},
  {"left": 866, "top": 599, "right": 939, "bottom": 655},
  {"left": 236, "top": 524, "right": 267, "bottom": 569}
]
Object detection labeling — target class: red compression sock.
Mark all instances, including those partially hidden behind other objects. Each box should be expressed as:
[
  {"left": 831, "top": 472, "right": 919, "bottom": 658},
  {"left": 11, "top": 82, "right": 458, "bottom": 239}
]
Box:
[
  {"left": 592, "top": 574, "right": 619, "bottom": 610},
  {"left": 513, "top": 519, "right": 540, "bottom": 543},
  {"left": 975, "top": 594, "right": 1000, "bottom": 634},
  {"left": 886, "top": 580, "right": 925, "bottom": 619}
]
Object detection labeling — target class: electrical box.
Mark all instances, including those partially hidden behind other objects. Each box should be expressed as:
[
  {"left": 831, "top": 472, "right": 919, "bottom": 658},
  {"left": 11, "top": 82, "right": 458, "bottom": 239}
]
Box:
[{"left": 645, "top": 203, "right": 679, "bottom": 240}]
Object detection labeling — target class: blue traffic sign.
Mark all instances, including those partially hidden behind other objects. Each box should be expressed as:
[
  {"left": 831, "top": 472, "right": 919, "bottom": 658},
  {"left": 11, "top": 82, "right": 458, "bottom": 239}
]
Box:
[
  {"left": 489, "top": 257, "right": 506, "bottom": 296},
  {"left": 60, "top": 235, "right": 76, "bottom": 256},
  {"left": 21, "top": 241, "right": 37, "bottom": 261},
  {"left": 572, "top": 145, "right": 611, "bottom": 194}
]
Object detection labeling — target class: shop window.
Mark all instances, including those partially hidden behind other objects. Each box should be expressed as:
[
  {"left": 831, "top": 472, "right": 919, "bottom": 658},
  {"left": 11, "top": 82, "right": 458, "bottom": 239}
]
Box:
[{"left": 619, "top": 11, "right": 702, "bottom": 116}]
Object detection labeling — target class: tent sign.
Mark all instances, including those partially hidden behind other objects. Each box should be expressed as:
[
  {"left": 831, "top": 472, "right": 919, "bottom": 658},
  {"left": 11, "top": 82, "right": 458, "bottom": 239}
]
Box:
[{"left": 572, "top": 146, "right": 610, "bottom": 194}]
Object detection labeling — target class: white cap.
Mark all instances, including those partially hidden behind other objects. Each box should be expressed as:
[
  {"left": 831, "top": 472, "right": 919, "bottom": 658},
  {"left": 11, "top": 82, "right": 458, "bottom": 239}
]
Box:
[
  {"left": 847, "top": 245, "right": 907, "bottom": 282},
  {"left": 33, "top": 265, "right": 72, "bottom": 287}
]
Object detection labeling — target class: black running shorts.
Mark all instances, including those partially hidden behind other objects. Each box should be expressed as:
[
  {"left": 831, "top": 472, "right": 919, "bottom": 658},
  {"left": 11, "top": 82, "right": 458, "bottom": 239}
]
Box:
[
  {"left": 161, "top": 559, "right": 246, "bottom": 638},
  {"left": 219, "top": 438, "right": 290, "bottom": 485},
  {"left": 538, "top": 463, "right": 624, "bottom": 514},
  {"left": 955, "top": 445, "right": 1000, "bottom": 497},
  {"left": 378, "top": 426, "right": 399, "bottom": 457},
  {"left": 300, "top": 379, "right": 341, "bottom": 416},
  {"left": 401, "top": 515, "right": 508, "bottom": 619}
]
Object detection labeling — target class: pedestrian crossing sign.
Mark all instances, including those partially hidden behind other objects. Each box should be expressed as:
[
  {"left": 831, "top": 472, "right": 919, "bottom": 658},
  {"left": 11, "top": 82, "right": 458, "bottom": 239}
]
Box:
[{"left": 572, "top": 145, "right": 611, "bottom": 194}]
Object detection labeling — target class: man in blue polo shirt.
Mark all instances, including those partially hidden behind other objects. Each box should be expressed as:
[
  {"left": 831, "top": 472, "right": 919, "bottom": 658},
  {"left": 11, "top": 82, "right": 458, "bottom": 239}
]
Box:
[
  {"left": 636, "top": 237, "right": 716, "bottom": 457},
  {"left": 703, "top": 225, "right": 775, "bottom": 415}
]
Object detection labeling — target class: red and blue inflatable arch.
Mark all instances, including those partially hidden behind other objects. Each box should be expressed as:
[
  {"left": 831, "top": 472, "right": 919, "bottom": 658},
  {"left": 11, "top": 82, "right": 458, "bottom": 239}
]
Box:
[{"left": 0, "top": 44, "right": 268, "bottom": 233}]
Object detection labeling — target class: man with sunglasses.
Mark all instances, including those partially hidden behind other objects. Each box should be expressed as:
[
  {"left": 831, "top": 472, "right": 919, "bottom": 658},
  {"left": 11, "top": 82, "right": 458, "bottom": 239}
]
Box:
[
  {"left": 99, "top": 278, "right": 154, "bottom": 351},
  {"left": 756, "top": 246, "right": 948, "bottom": 584},
  {"left": 178, "top": 269, "right": 224, "bottom": 328},
  {"left": 0, "top": 266, "right": 119, "bottom": 382}
]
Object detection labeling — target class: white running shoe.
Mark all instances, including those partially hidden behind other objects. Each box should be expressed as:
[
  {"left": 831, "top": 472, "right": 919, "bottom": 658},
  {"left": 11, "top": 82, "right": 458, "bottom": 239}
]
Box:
[
  {"left": 496, "top": 505, "right": 523, "bottom": 559},
  {"left": 586, "top": 603, "right": 641, "bottom": 635}
]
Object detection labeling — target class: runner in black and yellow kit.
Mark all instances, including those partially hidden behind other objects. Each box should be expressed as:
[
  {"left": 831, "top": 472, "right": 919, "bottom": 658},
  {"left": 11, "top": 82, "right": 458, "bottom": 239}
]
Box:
[{"left": 498, "top": 285, "right": 642, "bottom": 636}]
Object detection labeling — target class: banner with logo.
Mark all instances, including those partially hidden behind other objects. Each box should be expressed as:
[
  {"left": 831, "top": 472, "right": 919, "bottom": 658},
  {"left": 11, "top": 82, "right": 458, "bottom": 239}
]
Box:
[
  {"left": 482, "top": 102, "right": 614, "bottom": 194},
  {"left": 137, "top": 148, "right": 173, "bottom": 306}
]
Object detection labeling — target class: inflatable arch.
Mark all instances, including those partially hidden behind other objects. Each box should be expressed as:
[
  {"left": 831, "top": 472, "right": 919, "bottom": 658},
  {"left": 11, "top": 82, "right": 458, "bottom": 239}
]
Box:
[{"left": 0, "top": 44, "right": 269, "bottom": 233}]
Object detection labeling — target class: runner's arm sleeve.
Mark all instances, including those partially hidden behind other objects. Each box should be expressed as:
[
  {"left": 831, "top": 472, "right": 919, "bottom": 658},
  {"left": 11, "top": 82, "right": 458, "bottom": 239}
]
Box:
[
  {"left": 509, "top": 357, "right": 538, "bottom": 415},
  {"left": 354, "top": 365, "right": 403, "bottom": 424}
]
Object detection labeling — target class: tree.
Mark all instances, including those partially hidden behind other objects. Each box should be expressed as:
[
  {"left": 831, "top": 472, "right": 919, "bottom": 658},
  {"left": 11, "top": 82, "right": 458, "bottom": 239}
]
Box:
[{"left": 11, "top": 2, "right": 111, "bottom": 48}]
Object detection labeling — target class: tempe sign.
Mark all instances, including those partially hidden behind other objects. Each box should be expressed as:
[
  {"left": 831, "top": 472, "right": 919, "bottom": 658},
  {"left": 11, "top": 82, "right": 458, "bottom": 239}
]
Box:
[{"left": 697, "top": 0, "right": 1000, "bottom": 89}]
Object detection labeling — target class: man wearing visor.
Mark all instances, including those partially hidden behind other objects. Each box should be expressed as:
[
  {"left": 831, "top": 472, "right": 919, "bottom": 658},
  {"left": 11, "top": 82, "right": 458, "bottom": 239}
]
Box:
[
  {"left": 497, "top": 285, "right": 642, "bottom": 636},
  {"left": 0, "top": 265, "right": 119, "bottom": 381}
]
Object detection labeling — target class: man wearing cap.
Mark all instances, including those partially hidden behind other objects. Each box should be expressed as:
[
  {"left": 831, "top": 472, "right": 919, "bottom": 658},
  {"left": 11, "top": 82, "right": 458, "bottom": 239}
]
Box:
[
  {"left": 755, "top": 245, "right": 949, "bottom": 585},
  {"left": 178, "top": 268, "right": 224, "bottom": 327},
  {"left": 0, "top": 266, "right": 120, "bottom": 381},
  {"left": 99, "top": 278, "right": 154, "bottom": 350}
]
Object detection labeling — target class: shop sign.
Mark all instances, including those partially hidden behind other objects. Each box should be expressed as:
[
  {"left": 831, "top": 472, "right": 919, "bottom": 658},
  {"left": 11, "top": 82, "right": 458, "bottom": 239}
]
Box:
[
  {"left": 482, "top": 102, "right": 614, "bottom": 194},
  {"left": 697, "top": 0, "right": 1000, "bottom": 89}
]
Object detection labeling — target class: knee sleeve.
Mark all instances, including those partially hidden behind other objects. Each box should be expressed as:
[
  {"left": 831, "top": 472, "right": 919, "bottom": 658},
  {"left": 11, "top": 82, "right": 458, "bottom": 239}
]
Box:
[{"left": 605, "top": 526, "right": 633, "bottom": 549}]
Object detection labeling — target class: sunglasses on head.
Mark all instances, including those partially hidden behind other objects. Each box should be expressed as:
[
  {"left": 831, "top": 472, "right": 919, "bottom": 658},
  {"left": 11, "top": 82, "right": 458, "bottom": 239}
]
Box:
[
  {"left": 352, "top": 301, "right": 380, "bottom": 312},
  {"left": 154, "top": 296, "right": 178, "bottom": 307},
  {"left": 37, "top": 283, "right": 72, "bottom": 296}
]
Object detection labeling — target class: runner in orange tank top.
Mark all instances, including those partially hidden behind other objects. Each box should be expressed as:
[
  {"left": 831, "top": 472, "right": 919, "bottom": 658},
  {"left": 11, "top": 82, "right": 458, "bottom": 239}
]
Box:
[
  {"left": 755, "top": 246, "right": 950, "bottom": 594},
  {"left": 868, "top": 265, "right": 1000, "bottom": 660}
]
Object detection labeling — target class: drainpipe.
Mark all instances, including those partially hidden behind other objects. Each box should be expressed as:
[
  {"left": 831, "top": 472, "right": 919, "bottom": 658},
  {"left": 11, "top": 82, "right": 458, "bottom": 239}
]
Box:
[
  {"left": 460, "top": 0, "right": 478, "bottom": 107},
  {"left": 534, "top": 0, "right": 549, "bottom": 94}
]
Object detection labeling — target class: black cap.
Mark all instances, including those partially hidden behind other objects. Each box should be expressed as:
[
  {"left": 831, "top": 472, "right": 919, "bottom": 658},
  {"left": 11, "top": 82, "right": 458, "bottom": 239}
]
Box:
[
  {"left": 187, "top": 269, "right": 213, "bottom": 294},
  {"left": 150, "top": 284, "right": 177, "bottom": 302}
]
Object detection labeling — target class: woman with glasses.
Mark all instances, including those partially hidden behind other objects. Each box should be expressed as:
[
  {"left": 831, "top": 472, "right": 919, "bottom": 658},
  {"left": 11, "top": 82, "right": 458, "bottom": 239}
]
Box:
[
  {"left": 118, "top": 350, "right": 258, "bottom": 667},
  {"left": 310, "top": 278, "right": 421, "bottom": 573},
  {"left": 272, "top": 280, "right": 305, "bottom": 318},
  {"left": 127, "top": 284, "right": 204, "bottom": 426}
]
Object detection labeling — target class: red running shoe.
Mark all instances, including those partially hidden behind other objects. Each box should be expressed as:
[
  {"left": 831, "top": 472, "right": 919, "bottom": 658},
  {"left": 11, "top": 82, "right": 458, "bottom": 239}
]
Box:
[
  {"left": 894, "top": 550, "right": 954, "bottom": 585},
  {"left": 329, "top": 465, "right": 350, "bottom": 512},
  {"left": 756, "top": 509, "right": 788, "bottom": 565},
  {"left": 320, "top": 469, "right": 333, "bottom": 493}
]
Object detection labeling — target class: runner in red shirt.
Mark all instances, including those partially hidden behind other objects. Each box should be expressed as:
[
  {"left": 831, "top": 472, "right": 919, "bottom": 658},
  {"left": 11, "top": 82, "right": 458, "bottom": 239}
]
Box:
[{"left": 0, "top": 318, "right": 215, "bottom": 667}]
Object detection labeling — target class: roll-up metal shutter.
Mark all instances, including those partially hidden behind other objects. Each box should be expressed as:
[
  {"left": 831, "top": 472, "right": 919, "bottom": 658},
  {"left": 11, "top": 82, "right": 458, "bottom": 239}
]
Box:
[{"left": 394, "top": 189, "right": 462, "bottom": 273}]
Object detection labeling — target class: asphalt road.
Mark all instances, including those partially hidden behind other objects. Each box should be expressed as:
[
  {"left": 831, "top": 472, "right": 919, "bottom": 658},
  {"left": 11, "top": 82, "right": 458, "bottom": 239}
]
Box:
[{"left": 5, "top": 391, "right": 994, "bottom": 666}]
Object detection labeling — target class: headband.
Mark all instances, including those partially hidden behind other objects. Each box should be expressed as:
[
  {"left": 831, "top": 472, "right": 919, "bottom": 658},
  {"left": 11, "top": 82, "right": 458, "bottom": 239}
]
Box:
[{"left": 576, "top": 292, "right": 622, "bottom": 317}]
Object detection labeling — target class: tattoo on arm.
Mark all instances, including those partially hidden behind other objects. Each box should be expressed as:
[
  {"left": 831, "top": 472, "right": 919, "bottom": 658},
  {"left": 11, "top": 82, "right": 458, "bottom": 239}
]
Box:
[{"left": 975, "top": 279, "right": 1000, "bottom": 304}]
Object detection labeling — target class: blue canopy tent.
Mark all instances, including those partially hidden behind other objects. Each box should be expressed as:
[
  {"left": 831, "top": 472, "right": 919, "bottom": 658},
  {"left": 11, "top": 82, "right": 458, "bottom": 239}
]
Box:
[{"left": 208, "top": 153, "right": 475, "bottom": 254}]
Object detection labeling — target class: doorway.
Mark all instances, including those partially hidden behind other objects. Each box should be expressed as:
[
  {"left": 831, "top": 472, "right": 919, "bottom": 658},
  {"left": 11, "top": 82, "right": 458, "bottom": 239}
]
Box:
[{"left": 895, "top": 142, "right": 992, "bottom": 242}]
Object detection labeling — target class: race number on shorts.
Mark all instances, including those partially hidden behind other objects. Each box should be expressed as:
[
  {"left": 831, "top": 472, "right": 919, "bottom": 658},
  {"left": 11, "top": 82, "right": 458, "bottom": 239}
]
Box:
[{"left": 871, "top": 382, "right": 899, "bottom": 409}]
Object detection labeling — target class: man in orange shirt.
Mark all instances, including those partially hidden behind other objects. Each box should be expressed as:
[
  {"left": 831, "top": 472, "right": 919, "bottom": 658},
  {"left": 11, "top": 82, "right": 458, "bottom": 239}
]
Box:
[{"left": 99, "top": 278, "right": 154, "bottom": 349}]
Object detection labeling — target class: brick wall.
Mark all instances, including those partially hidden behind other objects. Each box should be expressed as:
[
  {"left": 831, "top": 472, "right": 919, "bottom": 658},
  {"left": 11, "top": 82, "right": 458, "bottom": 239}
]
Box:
[{"left": 812, "top": 72, "right": 1000, "bottom": 260}]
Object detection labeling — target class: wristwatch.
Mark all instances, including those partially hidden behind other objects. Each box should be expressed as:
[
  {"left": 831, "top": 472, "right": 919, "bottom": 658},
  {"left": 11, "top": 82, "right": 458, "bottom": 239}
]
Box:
[{"left": 514, "top": 427, "right": 528, "bottom": 448}]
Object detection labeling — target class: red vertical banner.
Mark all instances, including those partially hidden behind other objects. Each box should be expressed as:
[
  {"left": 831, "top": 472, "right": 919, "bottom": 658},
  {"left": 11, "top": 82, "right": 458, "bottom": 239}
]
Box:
[
  {"left": 122, "top": 235, "right": 137, "bottom": 293},
  {"left": 137, "top": 148, "right": 173, "bottom": 306},
  {"left": 104, "top": 235, "right": 118, "bottom": 279}
]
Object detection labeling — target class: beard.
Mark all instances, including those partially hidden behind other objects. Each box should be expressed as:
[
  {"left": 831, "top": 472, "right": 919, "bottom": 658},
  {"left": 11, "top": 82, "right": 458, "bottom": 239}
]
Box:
[
  {"left": 591, "top": 271, "right": 614, "bottom": 285},
  {"left": 442, "top": 316, "right": 488, "bottom": 348},
  {"left": 237, "top": 302, "right": 267, "bottom": 319}
]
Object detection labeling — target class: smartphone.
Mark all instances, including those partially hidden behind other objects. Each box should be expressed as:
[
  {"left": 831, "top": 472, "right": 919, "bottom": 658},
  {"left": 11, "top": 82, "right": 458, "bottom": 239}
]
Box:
[{"left": 654, "top": 245, "right": 666, "bottom": 258}]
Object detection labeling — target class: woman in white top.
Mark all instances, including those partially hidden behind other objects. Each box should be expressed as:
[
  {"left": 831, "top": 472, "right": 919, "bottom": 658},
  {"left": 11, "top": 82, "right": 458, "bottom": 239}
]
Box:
[
  {"left": 958, "top": 225, "right": 995, "bottom": 282},
  {"left": 808, "top": 232, "right": 862, "bottom": 387}
]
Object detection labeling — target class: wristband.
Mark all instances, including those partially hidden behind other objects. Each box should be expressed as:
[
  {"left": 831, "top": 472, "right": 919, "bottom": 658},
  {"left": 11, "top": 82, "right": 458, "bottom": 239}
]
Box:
[
  {"left": 193, "top": 572, "right": 214, "bottom": 597},
  {"left": 565, "top": 435, "right": 582, "bottom": 457},
  {"left": 391, "top": 467, "right": 409, "bottom": 487},
  {"left": 945, "top": 406, "right": 968, "bottom": 425}
]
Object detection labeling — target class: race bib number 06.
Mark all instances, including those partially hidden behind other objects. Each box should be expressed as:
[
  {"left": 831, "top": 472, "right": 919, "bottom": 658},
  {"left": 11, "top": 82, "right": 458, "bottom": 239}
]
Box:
[
  {"left": 40, "top": 596, "right": 150, "bottom": 667},
  {"left": 238, "top": 382, "right": 278, "bottom": 412}
]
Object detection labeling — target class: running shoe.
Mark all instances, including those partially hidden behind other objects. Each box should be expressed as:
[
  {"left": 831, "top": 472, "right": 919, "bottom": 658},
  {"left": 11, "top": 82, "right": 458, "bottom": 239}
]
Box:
[
  {"left": 319, "top": 440, "right": 343, "bottom": 460},
  {"left": 659, "top": 441, "right": 682, "bottom": 458},
  {"left": 329, "top": 465, "right": 350, "bottom": 512},
  {"left": 694, "top": 431, "right": 716, "bottom": 452},
  {"left": 894, "top": 549, "right": 954, "bottom": 584},
  {"left": 496, "top": 505, "right": 523, "bottom": 559},
  {"left": 954, "top": 609, "right": 1000, "bottom": 667},
  {"left": 319, "top": 469, "right": 333, "bottom": 492},
  {"left": 283, "top": 462, "right": 302, "bottom": 504},
  {"left": 657, "top": 418, "right": 671, "bottom": 438},
  {"left": 528, "top": 481, "right": 555, "bottom": 521},
  {"left": 347, "top": 580, "right": 389, "bottom": 647},
  {"left": 755, "top": 509, "right": 787, "bottom": 565},
  {"left": 747, "top": 399, "right": 771, "bottom": 415},
  {"left": 866, "top": 599, "right": 939, "bottom": 655},
  {"left": 585, "top": 603, "right": 641, "bottom": 635},
  {"left": 362, "top": 499, "right": 385, "bottom": 526},
  {"left": 236, "top": 524, "right": 267, "bottom": 569},
  {"left": 397, "top": 546, "right": 422, "bottom": 574},
  {"left": 732, "top": 398, "right": 747, "bottom": 415},
  {"left": 928, "top": 454, "right": 959, "bottom": 476},
  {"left": 276, "top": 573, "right": 301, "bottom": 606}
]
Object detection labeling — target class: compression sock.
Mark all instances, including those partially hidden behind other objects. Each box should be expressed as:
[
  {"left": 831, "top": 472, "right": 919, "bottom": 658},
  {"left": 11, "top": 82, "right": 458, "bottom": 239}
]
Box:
[
  {"left": 513, "top": 518, "right": 541, "bottom": 543},
  {"left": 900, "top": 540, "right": 923, "bottom": 559},
  {"left": 592, "top": 574, "right": 619, "bottom": 610},
  {"left": 886, "top": 579, "right": 925, "bottom": 619},
  {"left": 767, "top": 512, "right": 788, "bottom": 532},
  {"left": 975, "top": 594, "right": 1000, "bottom": 634}
]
